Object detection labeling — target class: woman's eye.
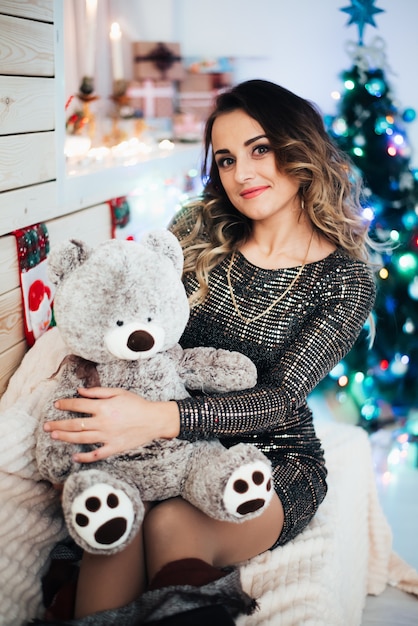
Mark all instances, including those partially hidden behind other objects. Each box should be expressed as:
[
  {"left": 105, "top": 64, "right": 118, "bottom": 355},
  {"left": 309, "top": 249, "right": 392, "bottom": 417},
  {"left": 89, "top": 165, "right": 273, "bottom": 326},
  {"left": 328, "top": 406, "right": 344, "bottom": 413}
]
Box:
[
  {"left": 217, "top": 156, "right": 234, "bottom": 169},
  {"left": 254, "top": 144, "right": 270, "bottom": 156}
]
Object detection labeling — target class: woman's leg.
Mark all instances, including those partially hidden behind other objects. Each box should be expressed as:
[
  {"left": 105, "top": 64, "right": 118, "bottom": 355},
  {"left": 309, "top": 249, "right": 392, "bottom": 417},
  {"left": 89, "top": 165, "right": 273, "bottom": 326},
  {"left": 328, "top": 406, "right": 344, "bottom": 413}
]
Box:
[
  {"left": 73, "top": 494, "right": 283, "bottom": 619},
  {"left": 134, "top": 494, "right": 284, "bottom": 624},
  {"left": 74, "top": 521, "right": 147, "bottom": 618},
  {"left": 144, "top": 492, "right": 284, "bottom": 580}
]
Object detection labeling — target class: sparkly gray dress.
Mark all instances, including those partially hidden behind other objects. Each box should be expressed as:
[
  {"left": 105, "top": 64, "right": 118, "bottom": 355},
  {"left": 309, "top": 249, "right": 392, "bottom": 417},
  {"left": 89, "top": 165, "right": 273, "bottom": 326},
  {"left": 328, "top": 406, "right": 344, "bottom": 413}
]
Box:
[{"left": 171, "top": 214, "right": 376, "bottom": 547}]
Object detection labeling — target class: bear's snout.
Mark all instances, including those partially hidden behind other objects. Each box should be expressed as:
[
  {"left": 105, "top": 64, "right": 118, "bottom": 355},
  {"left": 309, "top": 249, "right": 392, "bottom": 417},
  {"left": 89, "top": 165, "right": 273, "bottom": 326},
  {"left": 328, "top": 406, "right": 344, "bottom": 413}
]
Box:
[
  {"left": 127, "top": 330, "right": 155, "bottom": 352},
  {"left": 104, "top": 321, "right": 166, "bottom": 360}
]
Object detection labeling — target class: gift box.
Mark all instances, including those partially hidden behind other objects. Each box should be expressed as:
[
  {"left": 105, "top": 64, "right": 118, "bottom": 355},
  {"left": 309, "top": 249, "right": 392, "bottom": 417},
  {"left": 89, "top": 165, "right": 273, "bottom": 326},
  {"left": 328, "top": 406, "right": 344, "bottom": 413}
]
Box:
[
  {"left": 133, "top": 42, "right": 184, "bottom": 81},
  {"left": 179, "top": 72, "right": 232, "bottom": 92},
  {"left": 178, "top": 73, "right": 232, "bottom": 120},
  {"left": 185, "top": 57, "right": 235, "bottom": 75},
  {"left": 177, "top": 92, "right": 215, "bottom": 121},
  {"left": 126, "top": 80, "right": 175, "bottom": 118},
  {"left": 172, "top": 112, "right": 204, "bottom": 142}
]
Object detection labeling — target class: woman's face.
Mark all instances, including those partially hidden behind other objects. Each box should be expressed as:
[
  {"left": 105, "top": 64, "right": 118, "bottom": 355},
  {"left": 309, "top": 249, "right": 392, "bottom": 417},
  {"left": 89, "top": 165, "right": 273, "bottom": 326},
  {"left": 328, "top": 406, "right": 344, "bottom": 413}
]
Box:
[{"left": 211, "top": 109, "right": 300, "bottom": 224}]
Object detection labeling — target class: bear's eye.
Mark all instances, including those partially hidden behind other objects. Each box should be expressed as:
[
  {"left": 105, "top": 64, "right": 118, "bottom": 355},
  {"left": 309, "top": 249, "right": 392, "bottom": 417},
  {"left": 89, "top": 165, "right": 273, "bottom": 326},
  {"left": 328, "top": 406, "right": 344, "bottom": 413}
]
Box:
[
  {"left": 147, "top": 317, "right": 152, "bottom": 323},
  {"left": 116, "top": 320, "right": 124, "bottom": 326}
]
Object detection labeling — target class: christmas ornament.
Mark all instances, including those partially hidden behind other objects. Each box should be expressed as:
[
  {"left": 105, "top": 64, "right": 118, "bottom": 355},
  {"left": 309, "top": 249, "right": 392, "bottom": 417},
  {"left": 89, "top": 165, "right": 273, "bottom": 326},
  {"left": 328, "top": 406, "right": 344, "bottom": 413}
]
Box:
[{"left": 340, "top": 0, "right": 385, "bottom": 44}]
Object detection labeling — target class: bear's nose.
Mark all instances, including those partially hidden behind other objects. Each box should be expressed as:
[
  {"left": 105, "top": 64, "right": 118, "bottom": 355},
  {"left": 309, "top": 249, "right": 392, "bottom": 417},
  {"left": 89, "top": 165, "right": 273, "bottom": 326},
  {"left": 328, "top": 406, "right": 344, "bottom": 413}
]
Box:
[{"left": 127, "top": 330, "right": 155, "bottom": 352}]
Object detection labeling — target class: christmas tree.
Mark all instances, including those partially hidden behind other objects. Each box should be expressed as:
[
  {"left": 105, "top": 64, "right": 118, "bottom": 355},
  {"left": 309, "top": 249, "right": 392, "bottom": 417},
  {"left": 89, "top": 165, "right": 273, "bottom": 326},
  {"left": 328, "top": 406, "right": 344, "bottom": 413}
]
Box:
[{"left": 320, "top": 0, "right": 418, "bottom": 432}]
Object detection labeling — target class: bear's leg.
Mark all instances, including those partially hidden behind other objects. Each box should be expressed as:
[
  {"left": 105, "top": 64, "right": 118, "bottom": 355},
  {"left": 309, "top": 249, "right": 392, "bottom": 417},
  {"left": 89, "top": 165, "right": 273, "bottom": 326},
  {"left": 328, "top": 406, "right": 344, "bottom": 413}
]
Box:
[
  {"left": 62, "top": 468, "right": 144, "bottom": 555},
  {"left": 182, "top": 441, "right": 273, "bottom": 522}
]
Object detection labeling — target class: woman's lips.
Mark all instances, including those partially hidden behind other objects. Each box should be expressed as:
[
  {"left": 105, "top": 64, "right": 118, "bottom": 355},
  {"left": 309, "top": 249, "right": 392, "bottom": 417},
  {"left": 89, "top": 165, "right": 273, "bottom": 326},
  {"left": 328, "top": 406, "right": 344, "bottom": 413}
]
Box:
[{"left": 240, "top": 186, "right": 269, "bottom": 199}]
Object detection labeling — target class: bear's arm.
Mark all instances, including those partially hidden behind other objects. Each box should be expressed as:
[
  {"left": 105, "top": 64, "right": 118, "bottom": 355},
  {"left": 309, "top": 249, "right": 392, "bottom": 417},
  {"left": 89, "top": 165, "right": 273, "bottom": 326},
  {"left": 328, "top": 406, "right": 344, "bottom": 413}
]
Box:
[
  {"left": 178, "top": 346, "right": 257, "bottom": 393},
  {"left": 36, "top": 361, "right": 90, "bottom": 484}
]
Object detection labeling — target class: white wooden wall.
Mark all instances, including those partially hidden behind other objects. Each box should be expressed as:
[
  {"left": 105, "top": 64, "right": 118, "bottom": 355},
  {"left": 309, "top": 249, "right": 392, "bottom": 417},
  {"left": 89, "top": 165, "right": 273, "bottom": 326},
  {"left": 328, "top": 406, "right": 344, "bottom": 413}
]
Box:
[
  {"left": 0, "top": 1, "right": 54, "bottom": 393},
  {"left": 0, "top": 1, "right": 113, "bottom": 395}
]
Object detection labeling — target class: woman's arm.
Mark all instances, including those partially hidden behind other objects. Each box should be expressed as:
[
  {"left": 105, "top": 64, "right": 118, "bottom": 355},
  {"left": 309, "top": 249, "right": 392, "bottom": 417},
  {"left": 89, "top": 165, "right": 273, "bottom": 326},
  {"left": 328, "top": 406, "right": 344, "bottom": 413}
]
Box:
[
  {"left": 176, "top": 265, "right": 376, "bottom": 441},
  {"left": 44, "top": 387, "right": 180, "bottom": 463}
]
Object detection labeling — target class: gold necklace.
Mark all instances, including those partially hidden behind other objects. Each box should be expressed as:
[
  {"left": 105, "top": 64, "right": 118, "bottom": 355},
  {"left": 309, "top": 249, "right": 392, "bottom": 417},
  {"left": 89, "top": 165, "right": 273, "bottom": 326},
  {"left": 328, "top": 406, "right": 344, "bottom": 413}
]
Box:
[{"left": 226, "top": 230, "right": 314, "bottom": 325}]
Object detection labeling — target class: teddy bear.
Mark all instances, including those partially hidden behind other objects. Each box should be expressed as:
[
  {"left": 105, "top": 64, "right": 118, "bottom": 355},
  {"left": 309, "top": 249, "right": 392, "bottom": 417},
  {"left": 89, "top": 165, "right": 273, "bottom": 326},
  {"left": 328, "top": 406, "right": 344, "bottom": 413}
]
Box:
[{"left": 35, "top": 230, "right": 273, "bottom": 555}]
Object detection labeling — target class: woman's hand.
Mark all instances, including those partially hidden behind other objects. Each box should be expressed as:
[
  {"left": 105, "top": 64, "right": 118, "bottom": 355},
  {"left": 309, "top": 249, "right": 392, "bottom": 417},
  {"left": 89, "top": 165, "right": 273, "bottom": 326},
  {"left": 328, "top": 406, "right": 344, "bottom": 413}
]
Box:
[{"left": 43, "top": 387, "right": 180, "bottom": 463}]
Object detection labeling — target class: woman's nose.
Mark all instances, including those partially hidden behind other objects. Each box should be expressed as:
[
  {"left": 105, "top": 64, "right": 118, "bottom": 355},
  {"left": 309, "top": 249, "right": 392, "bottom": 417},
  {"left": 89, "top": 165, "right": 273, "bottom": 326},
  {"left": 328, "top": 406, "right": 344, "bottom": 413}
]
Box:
[{"left": 234, "top": 157, "right": 255, "bottom": 183}]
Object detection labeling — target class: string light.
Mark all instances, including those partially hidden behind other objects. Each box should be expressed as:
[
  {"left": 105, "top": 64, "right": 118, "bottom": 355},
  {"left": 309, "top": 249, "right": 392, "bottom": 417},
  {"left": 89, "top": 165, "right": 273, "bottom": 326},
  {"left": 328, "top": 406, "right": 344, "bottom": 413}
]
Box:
[
  {"left": 329, "top": 362, "right": 346, "bottom": 379},
  {"left": 408, "top": 277, "right": 418, "bottom": 300},
  {"left": 396, "top": 252, "right": 417, "bottom": 274},
  {"left": 389, "top": 354, "right": 409, "bottom": 377},
  {"left": 403, "top": 318, "right": 415, "bottom": 334},
  {"left": 362, "top": 206, "right": 374, "bottom": 221}
]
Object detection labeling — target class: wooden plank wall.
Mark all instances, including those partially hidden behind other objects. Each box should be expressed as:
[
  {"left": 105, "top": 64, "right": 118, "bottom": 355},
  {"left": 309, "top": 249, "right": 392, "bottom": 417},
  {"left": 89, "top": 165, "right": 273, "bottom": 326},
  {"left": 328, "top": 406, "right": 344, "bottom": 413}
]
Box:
[
  {"left": 0, "top": 2, "right": 56, "bottom": 225},
  {"left": 0, "top": 1, "right": 56, "bottom": 395},
  {"left": 0, "top": 2, "right": 113, "bottom": 396},
  {"left": 0, "top": 1, "right": 54, "bottom": 23}
]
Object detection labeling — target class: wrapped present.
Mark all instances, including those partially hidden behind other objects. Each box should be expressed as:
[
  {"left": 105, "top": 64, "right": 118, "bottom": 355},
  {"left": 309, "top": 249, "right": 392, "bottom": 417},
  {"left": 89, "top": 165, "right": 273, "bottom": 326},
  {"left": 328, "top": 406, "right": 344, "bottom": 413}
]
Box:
[
  {"left": 185, "top": 57, "right": 235, "bottom": 75},
  {"left": 178, "top": 73, "right": 232, "bottom": 120},
  {"left": 172, "top": 112, "right": 204, "bottom": 142},
  {"left": 126, "top": 80, "right": 175, "bottom": 118},
  {"left": 133, "top": 42, "right": 184, "bottom": 81},
  {"left": 177, "top": 92, "right": 215, "bottom": 120},
  {"left": 179, "top": 72, "right": 232, "bottom": 92}
]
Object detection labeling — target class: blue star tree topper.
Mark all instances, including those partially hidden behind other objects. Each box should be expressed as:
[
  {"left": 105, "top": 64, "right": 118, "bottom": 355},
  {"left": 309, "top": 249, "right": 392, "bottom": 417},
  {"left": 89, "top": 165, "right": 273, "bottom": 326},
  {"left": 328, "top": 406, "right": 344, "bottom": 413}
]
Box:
[{"left": 340, "top": 0, "right": 385, "bottom": 44}]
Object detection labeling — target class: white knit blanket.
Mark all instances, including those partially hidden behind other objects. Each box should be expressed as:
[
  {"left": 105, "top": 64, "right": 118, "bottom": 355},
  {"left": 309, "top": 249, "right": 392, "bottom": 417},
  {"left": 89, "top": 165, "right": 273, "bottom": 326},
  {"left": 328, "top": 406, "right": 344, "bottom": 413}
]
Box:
[
  {"left": 238, "top": 419, "right": 418, "bottom": 625},
  {"left": 0, "top": 330, "right": 68, "bottom": 625},
  {"left": 1, "top": 328, "right": 417, "bottom": 625}
]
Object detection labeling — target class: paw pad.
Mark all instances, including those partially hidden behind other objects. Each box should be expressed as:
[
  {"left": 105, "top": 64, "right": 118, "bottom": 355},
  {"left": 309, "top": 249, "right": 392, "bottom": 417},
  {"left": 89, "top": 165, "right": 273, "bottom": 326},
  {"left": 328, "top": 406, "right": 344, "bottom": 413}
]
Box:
[
  {"left": 71, "top": 483, "right": 135, "bottom": 551},
  {"left": 224, "top": 461, "right": 273, "bottom": 518}
]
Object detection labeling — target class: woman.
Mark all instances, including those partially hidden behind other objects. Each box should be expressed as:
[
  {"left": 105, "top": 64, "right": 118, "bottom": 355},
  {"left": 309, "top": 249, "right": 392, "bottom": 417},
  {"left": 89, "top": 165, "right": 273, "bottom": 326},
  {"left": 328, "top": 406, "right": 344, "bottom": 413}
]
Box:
[{"left": 43, "top": 80, "right": 376, "bottom": 624}]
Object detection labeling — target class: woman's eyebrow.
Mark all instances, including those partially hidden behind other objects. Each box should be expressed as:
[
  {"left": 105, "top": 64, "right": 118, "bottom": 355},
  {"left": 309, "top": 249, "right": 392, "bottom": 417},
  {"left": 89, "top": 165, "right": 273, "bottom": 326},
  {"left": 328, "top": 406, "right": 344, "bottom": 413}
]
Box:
[
  {"left": 214, "top": 134, "right": 268, "bottom": 156},
  {"left": 244, "top": 134, "right": 267, "bottom": 146}
]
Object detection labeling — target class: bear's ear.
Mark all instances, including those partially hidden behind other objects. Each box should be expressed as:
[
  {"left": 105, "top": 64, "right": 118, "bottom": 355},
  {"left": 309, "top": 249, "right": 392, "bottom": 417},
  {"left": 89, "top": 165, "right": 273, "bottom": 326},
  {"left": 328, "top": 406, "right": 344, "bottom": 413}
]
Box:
[
  {"left": 140, "top": 229, "right": 184, "bottom": 276},
  {"left": 47, "top": 239, "right": 93, "bottom": 286}
]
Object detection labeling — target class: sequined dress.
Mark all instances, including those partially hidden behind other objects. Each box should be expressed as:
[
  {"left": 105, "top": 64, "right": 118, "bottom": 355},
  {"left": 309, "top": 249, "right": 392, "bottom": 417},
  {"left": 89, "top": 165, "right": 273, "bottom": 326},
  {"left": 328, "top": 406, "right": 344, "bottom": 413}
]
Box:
[{"left": 172, "top": 224, "right": 376, "bottom": 546}]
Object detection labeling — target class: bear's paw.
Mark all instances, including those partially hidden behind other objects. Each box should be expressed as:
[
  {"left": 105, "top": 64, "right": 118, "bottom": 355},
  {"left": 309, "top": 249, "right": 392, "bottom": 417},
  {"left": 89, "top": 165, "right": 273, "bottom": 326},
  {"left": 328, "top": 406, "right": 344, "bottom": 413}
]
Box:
[
  {"left": 70, "top": 483, "right": 135, "bottom": 551},
  {"left": 223, "top": 461, "right": 273, "bottom": 518}
]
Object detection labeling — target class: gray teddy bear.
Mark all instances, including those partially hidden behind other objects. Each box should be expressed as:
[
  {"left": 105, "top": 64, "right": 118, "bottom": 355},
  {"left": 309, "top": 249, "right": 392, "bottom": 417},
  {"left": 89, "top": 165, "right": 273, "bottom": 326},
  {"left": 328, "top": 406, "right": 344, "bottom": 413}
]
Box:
[{"left": 36, "top": 230, "right": 273, "bottom": 555}]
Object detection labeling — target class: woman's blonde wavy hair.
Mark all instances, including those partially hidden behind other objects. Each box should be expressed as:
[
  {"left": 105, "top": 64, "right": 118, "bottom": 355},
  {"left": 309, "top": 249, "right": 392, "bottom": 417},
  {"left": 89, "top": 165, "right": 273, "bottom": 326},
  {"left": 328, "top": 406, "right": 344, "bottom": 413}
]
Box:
[{"left": 171, "top": 79, "right": 379, "bottom": 305}]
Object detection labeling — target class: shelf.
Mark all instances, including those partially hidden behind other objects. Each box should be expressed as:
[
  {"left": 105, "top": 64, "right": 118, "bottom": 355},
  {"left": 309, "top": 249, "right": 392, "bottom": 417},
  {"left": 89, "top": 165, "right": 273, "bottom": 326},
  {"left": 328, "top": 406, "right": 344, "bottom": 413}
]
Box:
[{"left": 60, "top": 141, "right": 203, "bottom": 214}]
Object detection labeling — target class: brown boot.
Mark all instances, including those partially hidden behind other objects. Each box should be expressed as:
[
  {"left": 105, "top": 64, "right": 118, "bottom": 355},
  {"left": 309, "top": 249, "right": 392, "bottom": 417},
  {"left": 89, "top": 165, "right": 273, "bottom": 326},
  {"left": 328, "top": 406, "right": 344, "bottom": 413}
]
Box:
[
  {"left": 137, "top": 559, "right": 257, "bottom": 623},
  {"left": 147, "top": 557, "right": 228, "bottom": 590}
]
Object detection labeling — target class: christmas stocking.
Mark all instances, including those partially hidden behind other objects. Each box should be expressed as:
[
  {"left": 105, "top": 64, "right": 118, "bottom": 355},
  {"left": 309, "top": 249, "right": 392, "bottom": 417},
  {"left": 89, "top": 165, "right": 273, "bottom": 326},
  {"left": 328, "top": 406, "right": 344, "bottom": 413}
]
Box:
[
  {"left": 13, "top": 223, "right": 55, "bottom": 347},
  {"left": 108, "top": 196, "right": 132, "bottom": 239}
]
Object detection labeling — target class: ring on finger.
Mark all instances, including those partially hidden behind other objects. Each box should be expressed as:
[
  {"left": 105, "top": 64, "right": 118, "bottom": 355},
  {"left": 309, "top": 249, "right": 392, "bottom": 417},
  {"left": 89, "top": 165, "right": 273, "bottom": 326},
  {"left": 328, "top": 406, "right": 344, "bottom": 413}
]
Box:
[{"left": 80, "top": 420, "right": 86, "bottom": 431}]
